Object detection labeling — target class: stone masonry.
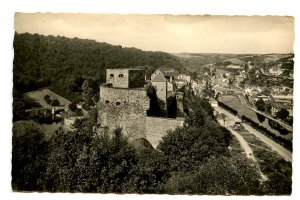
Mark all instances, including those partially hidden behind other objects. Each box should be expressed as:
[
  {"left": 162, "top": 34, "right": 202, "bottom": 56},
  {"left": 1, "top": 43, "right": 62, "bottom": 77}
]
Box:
[{"left": 98, "top": 68, "right": 184, "bottom": 147}]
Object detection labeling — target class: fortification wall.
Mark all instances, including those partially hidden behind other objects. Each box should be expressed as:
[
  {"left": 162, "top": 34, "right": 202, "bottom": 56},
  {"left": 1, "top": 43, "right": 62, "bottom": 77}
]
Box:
[
  {"left": 98, "top": 86, "right": 149, "bottom": 140},
  {"left": 98, "top": 101, "right": 147, "bottom": 140},
  {"left": 99, "top": 86, "right": 149, "bottom": 109},
  {"left": 145, "top": 116, "right": 185, "bottom": 148}
]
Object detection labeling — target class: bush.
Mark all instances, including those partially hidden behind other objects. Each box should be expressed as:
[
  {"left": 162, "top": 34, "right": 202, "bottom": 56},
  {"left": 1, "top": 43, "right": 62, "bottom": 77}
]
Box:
[
  {"left": 217, "top": 100, "right": 238, "bottom": 115},
  {"left": 68, "top": 102, "right": 77, "bottom": 112}
]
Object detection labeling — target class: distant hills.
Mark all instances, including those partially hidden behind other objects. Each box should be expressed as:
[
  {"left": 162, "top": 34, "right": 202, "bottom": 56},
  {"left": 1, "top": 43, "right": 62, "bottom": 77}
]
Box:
[{"left": 172, "top": 52, "right": 293, "bottom": 72}]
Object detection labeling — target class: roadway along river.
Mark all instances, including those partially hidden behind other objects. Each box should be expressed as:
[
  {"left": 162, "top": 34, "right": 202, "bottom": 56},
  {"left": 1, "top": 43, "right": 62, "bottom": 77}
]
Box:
[{"left": 215, "top": 106, "right": 292, "bottom": 162}]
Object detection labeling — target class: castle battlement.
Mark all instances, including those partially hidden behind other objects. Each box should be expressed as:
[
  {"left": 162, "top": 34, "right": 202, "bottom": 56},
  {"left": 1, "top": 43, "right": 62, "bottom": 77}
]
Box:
[{"left": 106, "top": 68, "right": 145, "bottom": 88}]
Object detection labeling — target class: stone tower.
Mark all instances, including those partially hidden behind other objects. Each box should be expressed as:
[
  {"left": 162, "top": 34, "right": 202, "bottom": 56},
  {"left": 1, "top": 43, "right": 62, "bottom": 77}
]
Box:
[
  {"left": 151, "top": 73, "right": 168, "bottom": 109},
  {"left": 98, "top": 68, "right": 150, "bottom": 139}
]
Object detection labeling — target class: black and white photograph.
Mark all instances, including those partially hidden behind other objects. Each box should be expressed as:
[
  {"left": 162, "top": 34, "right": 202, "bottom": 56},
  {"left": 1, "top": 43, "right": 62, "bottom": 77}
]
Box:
[{"left": 1, "top": 0, "right": 299, "bottom": 198}]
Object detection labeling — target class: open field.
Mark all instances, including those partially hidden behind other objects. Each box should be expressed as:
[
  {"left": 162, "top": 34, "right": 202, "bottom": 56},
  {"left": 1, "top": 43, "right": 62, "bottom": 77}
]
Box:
[
  {"left": 25, "top": 88, "right": 71, "bottom": 110},
  {"left": 40, "top": 122, "right": 62, "bottom": 139}
]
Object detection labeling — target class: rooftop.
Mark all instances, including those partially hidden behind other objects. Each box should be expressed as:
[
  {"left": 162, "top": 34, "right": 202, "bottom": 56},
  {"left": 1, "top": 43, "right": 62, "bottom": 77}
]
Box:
[{"left": 151, "top": 73, "right": 167, "bottom": 82}]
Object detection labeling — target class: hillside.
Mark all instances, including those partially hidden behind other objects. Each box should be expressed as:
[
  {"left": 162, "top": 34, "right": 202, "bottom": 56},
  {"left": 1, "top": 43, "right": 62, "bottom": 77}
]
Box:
[
  {"left": 172, "top": 53, "right": 293, "bottom": 73},
  {"left": 172, "top": 53, "right": 240, "bottom": 71},
  {"left": 13, "top": 33, "right": 184, "bottom": 99}
]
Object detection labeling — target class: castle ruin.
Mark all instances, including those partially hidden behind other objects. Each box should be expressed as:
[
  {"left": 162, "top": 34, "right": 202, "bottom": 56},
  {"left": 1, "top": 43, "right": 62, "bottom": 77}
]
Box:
[{"left": 97, "top": 68, "right": 184, "bottom": 148}]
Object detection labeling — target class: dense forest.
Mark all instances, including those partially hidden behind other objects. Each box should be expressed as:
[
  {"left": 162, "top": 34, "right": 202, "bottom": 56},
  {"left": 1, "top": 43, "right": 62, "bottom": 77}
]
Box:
[{"left": 13, "top": 32, "right": 184, "bottom": 98}]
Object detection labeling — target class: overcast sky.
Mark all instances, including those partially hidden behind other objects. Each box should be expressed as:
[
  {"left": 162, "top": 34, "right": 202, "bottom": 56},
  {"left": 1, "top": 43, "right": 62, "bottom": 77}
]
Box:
[{"left": 15, "top": 13, "right": 294, "bottom": 54}]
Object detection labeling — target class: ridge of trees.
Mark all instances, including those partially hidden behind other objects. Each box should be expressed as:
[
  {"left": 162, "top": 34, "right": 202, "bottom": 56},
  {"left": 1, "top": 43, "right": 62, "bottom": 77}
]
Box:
[{"left": 14, "top": 32, "right": 184, "bottom": 99}]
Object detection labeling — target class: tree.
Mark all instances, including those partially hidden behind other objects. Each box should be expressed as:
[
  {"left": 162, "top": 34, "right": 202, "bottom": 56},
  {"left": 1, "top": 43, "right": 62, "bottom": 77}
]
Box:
[
  {"left": 13, "top": 100, "right": 26, "bottom": 121},
  {"left": 255, "top": 98, "right": 265, "bottom": 112},
  {"left": 68, "top": 102, "right": 77, "bottom": 112},
  {"left": 191, "top": 71, "right": 198, "bottom": 80},
  {"left": 43, "top": 128, "right": 139, "bottom": 193},
  {"left": 157, "top": 122, "right": 231, "bottom": 172},
  {"left": 202, "top": 81, "right": 215, "bottom": 98},
  {"left": 12, "top": 121, "right": 48, "bottom": 191},
  {"left": 276, "top": 108, "right": 289, "bottom": 121},
  {"left": 162, "top": 157, "right": 262, "bottom": 195},
  {"left": 185, "top": 97, "right": 215, "bottom": 126},
  {"left": 256, "top": 113, "right": 265, "bottom": 123},
  {"left": 51, "top": 99, "right": 60, "bottom": 106},
  {"left": 124, "top": 146, "right": 170, "bottom": 193}
]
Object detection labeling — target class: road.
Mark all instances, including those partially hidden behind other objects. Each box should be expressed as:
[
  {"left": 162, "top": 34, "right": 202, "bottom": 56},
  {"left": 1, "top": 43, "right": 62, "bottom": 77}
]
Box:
[
  {"left": 217, "top": 115, "right": 255, "bottom": 161},
  {"left": 237, "top": 93, "right": 293, "bottom": 132},
  {"left": 215, "top": 106, "right": 292, "bottom": 162},
  {"left": 216, "top": 107, "right": 268, "bottom": 181}
]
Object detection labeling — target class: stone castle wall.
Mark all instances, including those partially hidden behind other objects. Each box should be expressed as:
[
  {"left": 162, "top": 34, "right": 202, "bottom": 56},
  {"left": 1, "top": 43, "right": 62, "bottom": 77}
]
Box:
[
  {"left": 99, "top": 86, "right": 149, "bottom": 108},
  {"left": 98, "top": 86, "right": 149, "bottom": 140},
  {"left": 98, "top": 101, "right": 147, "bottom": 140},
  {"left": 145, "top": 116, "right": 185, "bottom": 148}
]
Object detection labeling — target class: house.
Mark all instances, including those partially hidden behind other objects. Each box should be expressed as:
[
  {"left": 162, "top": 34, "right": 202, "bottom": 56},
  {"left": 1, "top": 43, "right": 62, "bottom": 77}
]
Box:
[
  {"left": 209, "top": 98, "right": 218, "bottom": 107},
  {"left": 176, "top": 74, "right": 191, "bottom": 83},
  {"left": 174, "top": 78, "right": 187, "bottom": 89},
  {"left": 151, "top": 68, "right": 178, "bottom": 84},
  {"left": 269, "top": 66, "right": 283, "bottom": 76},
  {"left": 151, "top": 68, "right": 175, "bottom": 93},
  {"left": 245, "top": 86, "right": 262, "bottom": 95},
  {"left": 271, "top": 107, "right": 279, "bottom": 117},
  {"left": 227, "top": 64, "right": 241, "bottom": 69}
]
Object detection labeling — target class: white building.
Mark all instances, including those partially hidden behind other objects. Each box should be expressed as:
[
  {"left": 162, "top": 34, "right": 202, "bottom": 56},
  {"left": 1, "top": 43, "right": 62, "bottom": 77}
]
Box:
[
  {"left": 269, "top": 66, "right": 283, "bottom": 76},
  {"left": 176, "top": 74, "right": 191, "bottom": 83}
]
